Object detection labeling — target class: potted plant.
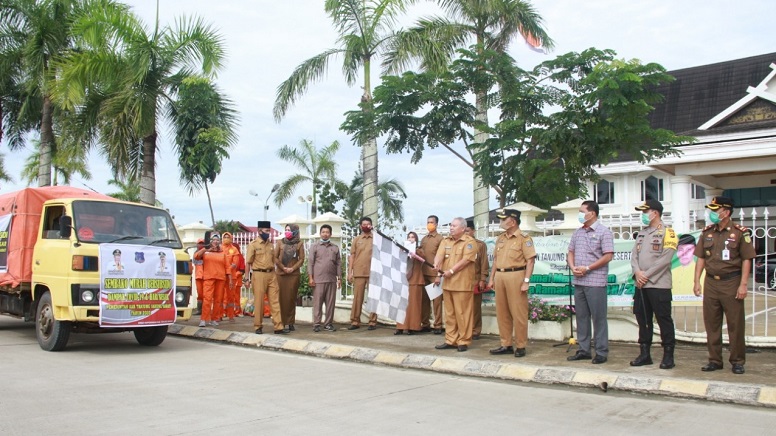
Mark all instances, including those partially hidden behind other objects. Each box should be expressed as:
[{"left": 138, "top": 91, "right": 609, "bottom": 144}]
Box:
[
  {"left": 298, "top": 262, "right": 313, "bottom": 307},
  {"left": 527, "top": 296, "right": 574, "bottom": 341}
]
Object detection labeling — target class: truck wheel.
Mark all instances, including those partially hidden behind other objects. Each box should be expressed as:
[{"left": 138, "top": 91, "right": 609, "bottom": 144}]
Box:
[
  {"left": 133, "top": 326, "right": 168, "bottom": 346},
  {"left": 36, "top": 291, "right": 71, "bottom": 351}
]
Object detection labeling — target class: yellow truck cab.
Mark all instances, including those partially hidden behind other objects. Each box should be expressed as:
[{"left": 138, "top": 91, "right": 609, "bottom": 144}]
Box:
[{"left": 0, "top": 187, "right": 192, "bottom": 351}]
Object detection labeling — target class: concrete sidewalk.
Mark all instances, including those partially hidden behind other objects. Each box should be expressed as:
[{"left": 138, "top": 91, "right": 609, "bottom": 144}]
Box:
[{"left": 171, "top": 315, "right": 776, "bottom": 408}]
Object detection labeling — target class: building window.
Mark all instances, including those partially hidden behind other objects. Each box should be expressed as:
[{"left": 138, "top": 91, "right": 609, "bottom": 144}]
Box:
[
  {"left": 594, "top": 179, "right": 615, "bottom": 204},
  {"left": 641, "top": 176, "right": 664, "bottom": 201},
  {"left": 691, "top": 184, "right": 706, "bottom": 199}
]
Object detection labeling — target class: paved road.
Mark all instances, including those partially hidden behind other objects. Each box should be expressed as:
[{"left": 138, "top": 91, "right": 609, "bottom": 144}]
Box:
[{"left": 1, "top": 319, "right": 775, "bottom": 436}]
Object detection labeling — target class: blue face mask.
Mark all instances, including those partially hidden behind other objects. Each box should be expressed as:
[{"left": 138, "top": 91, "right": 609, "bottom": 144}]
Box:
[
  {"left": 320, "top": 238, "right": 330, "bottom": 243},
  {"left": 260, "top": 233, "right": 269, "bottom": 241},
  {"left": 578, "top": 212, "right": 588, "bottom": 224},
  {"left": 709, "top": 211, "right": 721, "bottom": 224},
  {"left": 641, "top": 212, "right": 651, "bottom": 225}
]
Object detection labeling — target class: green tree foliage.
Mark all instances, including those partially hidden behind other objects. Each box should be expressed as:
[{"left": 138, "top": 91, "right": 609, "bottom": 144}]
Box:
[
  {"left": 53, "top": 1, "right": 225, "bottom": 205},
  {"left": 274, "top": 0, "right": 429, "bottom": 224},
  {"left": 213, "top": 220, "right": 241, "bottom": 235},
  {"left": 106, "top": 176, "right": 140, "bottom": 202},
  {"left": 21, "top": 137, "right": 90, "bottom": 186},
  {"left": 344, "top": 48, "right": 692, "bottom": 209},
  {"left": 172, "top": 76, "right": 237, "bottom": 226}
]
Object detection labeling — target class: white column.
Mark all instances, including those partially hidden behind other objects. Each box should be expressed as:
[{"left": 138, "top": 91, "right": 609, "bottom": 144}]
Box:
[
  {"left": 669, "top": 176, "right": 693, "bottom": 233},
  {"left": 703, "top": 188, "right": 724, "bottom": 228}
]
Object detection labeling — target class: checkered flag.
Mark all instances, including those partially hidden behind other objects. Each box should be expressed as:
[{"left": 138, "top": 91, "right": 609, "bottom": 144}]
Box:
[{"left": 366, "top": 231, "right": 409, "bottom": 324}]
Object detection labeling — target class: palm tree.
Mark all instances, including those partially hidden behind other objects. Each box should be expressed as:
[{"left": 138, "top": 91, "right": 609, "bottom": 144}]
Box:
[
  {"left": 171, "top": 76, "right": 237, "bottom": 227},
  {"left": 342, "top": 168, "right": 407, "bottom": 229},
  {"left": 273, "top": 139, "right": 340, "bottom": 221},
  {"left": 274, "top": 0, "right": 423, "bottom": 225},
  {"left": 0, "top": 0, "right": 92, "bottom": 186},
  {"left": 20, "top": 137, "right": 91, "bottom": 185},
  {"left": 386, "top": 0, "right": 553, "bottom": 231},
  {"left": 106, "top": 176, "right": 140, "bottom": 202},
  {"left": 54, "top": 0, "right": 225, "bottom": 205}
]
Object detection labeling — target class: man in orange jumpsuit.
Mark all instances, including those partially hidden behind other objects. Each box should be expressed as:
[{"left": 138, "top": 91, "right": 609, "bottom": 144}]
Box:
[
  {"left": 194, "top": 233, "right": 232, "bottom": 327},
  {"left": 221, "top": 232, "right": 241, "bottom": 321}
]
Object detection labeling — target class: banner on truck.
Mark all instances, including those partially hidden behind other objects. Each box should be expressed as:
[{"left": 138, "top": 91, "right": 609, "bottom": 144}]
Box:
[
  {"left": 0, "top": 214, "right": 10, "bottom": 273},
  {"left": 99, "top": 244, "right": 177, "bottom": 327}
]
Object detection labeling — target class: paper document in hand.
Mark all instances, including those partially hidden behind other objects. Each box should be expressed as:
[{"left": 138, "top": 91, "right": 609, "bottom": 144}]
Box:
[{"left": 425, "top": 281, "right": 443, "bottom": 300}]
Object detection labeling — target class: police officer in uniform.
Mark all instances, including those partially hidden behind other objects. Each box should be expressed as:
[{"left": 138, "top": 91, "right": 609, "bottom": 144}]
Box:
[
  {"left": 693, "top": 196, "right": 755, "bottom": 374},
  {"left": 630, "top": 200, "right": 678, "bottom": 369},
  {"left": 487, "top": 209, "right": 536, "bottom": 358}
]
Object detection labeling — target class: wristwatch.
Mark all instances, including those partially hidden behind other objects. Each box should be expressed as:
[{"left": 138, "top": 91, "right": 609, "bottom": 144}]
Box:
[{"left": 523, "top": 278, "right": 530, "bottom": 283}]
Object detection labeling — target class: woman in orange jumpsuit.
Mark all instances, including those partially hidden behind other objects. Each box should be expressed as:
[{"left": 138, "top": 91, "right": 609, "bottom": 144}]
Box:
[{"left": 194, "top": 233, "right": 231, "bottom": 327}]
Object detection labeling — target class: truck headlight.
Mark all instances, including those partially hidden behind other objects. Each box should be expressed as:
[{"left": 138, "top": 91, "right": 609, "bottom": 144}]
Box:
[
  {"left": 81, "top": 290, "right": 95, "bottom": 303},
  {"left": 175, "top": 291, "right": 185, "bottom": 304}
]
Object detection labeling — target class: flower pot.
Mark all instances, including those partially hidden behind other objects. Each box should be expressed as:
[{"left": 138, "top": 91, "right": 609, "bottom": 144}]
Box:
[
  {"left": 302, "top": 296, "right": 313, "bottom": 307},
  {"left": 528, "top": 320, "right": 569, "bottom": 342}
]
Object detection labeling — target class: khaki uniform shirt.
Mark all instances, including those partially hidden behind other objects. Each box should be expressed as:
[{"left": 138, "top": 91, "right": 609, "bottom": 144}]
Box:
[
  {"left": 349, "top": 233, "right": 373, "bottom": 278},
  {"left": 493, "top": 230, "right": 536, "bottom": 270},
  {"left": 246, "top": 238, "right": 275, "bottom": 271},
  {"left": 309, "top": 241, "right": 341, "bottom": 283},
  {"left": 419, "top": 231, "right": 443, "bottom": 279},
  {"left": 436, "top": 234, "right": 477, "bottom": 292},
  {"left": 474, "top": 238, "right": 489, "bottom": 282},
  {"left": 274, "top": 240, "right": 305, "bottom": 275},
  {"left": 694, "top": 223, "right": 756, "bottom": 277},
  {"left": 631, "top": 222, "right": 677, "bottom": 289}
]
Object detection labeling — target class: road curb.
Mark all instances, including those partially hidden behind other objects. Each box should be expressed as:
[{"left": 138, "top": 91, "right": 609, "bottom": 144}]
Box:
[{"left": 169, "top": 324, "right": 775, "bottom": 408}]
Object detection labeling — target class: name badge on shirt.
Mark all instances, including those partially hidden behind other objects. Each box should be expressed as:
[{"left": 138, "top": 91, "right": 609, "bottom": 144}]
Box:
[{"left": 722, "top": 249, "right": 730, "bottom": 261}]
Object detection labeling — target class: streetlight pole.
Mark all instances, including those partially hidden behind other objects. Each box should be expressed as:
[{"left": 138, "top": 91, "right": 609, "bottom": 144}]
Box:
[{"left": 250, "top": 184, "right": 280, "bottom": 221}]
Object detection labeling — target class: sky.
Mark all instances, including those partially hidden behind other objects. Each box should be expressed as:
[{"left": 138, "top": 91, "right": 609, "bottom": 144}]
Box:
[{"left": 2, "top": 0, "right": 775, "bottom": 231}]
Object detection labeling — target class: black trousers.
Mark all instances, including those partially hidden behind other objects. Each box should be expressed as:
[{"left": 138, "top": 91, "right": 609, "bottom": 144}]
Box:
[{"left": 633, "top": 287, "right": 676, "bottom": 347}]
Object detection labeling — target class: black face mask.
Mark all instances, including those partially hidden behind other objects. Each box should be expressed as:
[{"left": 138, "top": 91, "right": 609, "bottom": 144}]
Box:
[{"left": 260, "top": 233, "right": 269, "bottom": 241}]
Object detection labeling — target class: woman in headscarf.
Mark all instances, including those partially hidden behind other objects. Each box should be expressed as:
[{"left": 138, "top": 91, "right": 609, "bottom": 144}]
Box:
[
  {"left": 396, "top": 231, "right": 424, "bottom": 335},
  {"left": 275, "top": 224, "right": 305, "bottom": 331}
]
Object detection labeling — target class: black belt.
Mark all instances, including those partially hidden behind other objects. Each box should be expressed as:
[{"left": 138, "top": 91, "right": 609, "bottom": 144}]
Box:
[
  {"left": 252, "top": 268, "right": 273, "bottom": 273},
  {"left": 708, "top": 271, "right": 742, "bottom": 281},
  {"left": 496, "top": 266, "right": 526, "bottom": 273}
]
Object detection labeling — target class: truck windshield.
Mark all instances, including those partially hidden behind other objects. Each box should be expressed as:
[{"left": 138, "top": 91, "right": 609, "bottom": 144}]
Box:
[{"left": 71, "top": 201, "right": 183, "bottom": 249}]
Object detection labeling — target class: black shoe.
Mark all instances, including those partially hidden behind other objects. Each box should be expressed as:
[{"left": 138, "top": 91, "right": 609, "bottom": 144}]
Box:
[
  {"left": 394, "top": 329, "right": 404, "bottom": 335},
  {"left": 274, "top": 329, "right": 289, "bottom": 335},
  {"left": 435, "top": 343, "right": 456, "bottom": 350},
  {"left": 701, "top": 362, "right": 723, "bottom": 372},
  {"left": 457, "top": 345, "right": 468, "bottom": 352},
  {"left": 514, "top": 348, "right": 526, "bottom": 358},
  {"left": 347, "top": 325, "right": 360, "bottom": 331},
  {"left": 324, "top": 324, "right": 335, "bottom": 332},
  {"left": 420, "top": 326, "right": 432, "bottom": 333},
  {"left": 592, "top": 355, "right": 607, "bottom": 364},
  {"left": 567, "top": 351, "right": 592, "bottom": 361},
  {"left": 489, "top": 346, "right": 514, "bottom": 355},
  {"left": 313, "top": 325, "right": 321, "bottom": 332},
  {"left": 288, "top": 324, "right": 295, "bottom": 331},
  {"left": 367, "top": 325, "right": 376, "bottom": 331},
  {"left": 406, "top": 330, "right": 415, "bottom": 335},
  {"left": 254, "top": 328, "right": 263, "bottom": 335},
  {"left": 472, "top": 334, "right": 481, "bottom": 340},
  {"left": 432, "top": 328, "right": 443, "bottom": 335},
  {"left": 732, "top": 364, "right": 745, "bottom": 374}
]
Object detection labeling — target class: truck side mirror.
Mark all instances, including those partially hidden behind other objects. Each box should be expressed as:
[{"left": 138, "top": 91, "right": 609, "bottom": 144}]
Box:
[{"left": 58, "top": 216, "right": 72, "bottom": 238}]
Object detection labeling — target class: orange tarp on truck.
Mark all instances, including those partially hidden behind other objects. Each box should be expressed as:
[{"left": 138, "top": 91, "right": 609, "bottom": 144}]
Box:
[{"left": 0, "top": 187, "right": 115, "bottom": 289}]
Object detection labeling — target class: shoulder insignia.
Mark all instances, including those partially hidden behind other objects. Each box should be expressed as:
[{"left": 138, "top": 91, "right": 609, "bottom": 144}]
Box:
[
  {"left": 702, "top": 224, "right": 714, "bottom": 231},
  {"left": 521, "top": 231, "right": 529, "bottom": 237},
  {"left": 466, "top": 243, "right": 473, "bottom": 250}
]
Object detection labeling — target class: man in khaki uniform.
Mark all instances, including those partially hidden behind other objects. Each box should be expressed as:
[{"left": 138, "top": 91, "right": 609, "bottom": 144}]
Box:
[
  {"left": 465, "top": 219, "right": 489, "bottom": 340},
  {"left": 487, "top": 209, "right": 536, "bottom": 358},
  {"left": 348, "top": 217, "right": 378, "bottom": 330},
  {"left": 693, "top": 196, "right": 755, "bottom": 375},
  {"left": 246, "top": 220, "right": 286, "bottom": 335},
  {"left": 432, "top": 217, "right": 477, "bottom": 352},
  {"left": 630, "top": 200, "right": 678, "bottom": 369},
  {"left": 418, "top": 215, "right": 444, "bottom": 333}
]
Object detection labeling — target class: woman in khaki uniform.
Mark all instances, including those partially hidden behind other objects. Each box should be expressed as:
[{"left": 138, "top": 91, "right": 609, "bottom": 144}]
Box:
[
  {"left": 275, "top": 224, "right": 305, "bottom": 331},
  {"left": 396, "top": 231, "right": 424, "bottom": 335}
]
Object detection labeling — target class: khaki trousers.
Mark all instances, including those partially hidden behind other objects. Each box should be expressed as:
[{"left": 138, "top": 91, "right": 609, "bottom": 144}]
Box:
[
  {"left": 495, "top": 271, "right": 529, "bottom": 348},
  {"left": 350, "top": 277, "right": 377, "bottom": 326},
  {"left": 252, "top": 271, "right": 283, "bottom": 330},
  {"left": 313, "top": 282, "right": 337, "bottom": 327},
  {"left": 703, "top": 277, "right": 746, "bottom": 365},
  {"left": 472, "top": 292, "right": 483, "bottom": 336},
  {"left": 443, "top": 289, "right": 473, "bottom": 346},
  {"left": 277, "top": 273, "right": 300, "bottom": 325}
]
